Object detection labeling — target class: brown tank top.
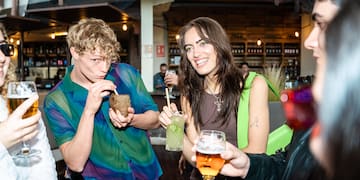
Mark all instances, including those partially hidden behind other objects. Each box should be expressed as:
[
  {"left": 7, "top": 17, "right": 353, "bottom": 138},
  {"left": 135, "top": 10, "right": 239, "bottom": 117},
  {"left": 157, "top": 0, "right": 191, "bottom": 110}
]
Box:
[{"left": 199, "top": 92, "right": 238, "bottom": 147}]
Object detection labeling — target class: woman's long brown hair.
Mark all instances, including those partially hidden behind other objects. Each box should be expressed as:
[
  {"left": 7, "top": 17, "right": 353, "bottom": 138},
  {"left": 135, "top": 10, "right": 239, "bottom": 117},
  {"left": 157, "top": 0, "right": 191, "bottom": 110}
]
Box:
[{"left": 177, "top": 17, "right": 244, "bottom": 128}]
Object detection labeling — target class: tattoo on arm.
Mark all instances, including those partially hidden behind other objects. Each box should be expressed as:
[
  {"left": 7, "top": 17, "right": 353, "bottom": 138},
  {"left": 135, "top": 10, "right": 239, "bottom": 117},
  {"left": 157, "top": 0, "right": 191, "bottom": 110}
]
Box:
[{"left": 249, "top": 118, "right": 259, "bottom": 128}]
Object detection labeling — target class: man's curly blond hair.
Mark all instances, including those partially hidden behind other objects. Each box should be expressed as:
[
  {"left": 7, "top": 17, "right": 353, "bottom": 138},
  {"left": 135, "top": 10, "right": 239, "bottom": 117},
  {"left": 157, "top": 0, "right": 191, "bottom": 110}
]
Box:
[
  {"left": 0, "top": 23, "right": 16, "bottom": 96},
  {"left": 66, "top": 18, "right": 121, "bottom": 61}
]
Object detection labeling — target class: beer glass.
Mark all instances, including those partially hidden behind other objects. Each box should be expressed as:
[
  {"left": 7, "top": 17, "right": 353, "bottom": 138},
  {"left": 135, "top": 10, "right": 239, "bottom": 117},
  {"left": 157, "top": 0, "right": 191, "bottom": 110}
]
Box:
[
  {"left": 165, "top": 70, "right": 176, "bottom": 99},
  {"left": 7, "top": 81, "right": 40, "bottom": 158},
  {"left": 196, "top": 130, "right": 226, "bottom": 180}
]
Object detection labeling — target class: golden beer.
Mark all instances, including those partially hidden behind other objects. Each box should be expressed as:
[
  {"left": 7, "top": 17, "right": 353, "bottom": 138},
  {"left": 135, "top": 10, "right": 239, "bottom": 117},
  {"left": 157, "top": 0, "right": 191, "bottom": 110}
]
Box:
[
  {"left": 7, "top": 81, "right": 41, "bottom": 158},
  {"left": 196, "top": 147, "right": 225, "bottom": 179},
  {"left": 196, "top": 130, "right": 226, "bottom": 180},
  {"left": 7, "top": 97, "right": 39, "bottom": 118}
]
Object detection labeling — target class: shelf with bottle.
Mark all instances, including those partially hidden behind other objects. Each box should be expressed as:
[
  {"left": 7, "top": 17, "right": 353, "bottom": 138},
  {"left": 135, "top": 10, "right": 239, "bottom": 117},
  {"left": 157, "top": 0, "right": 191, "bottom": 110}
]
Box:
[
  {"left": 283, "top": 43, "right": 300, "bottom": 57},
  {"left": 246, "top": 42, "right": 264, "bottom": 56},
  {"left": 169, "top": 43, "right": 181, "bottom": 56},
  {"left": 168, "top": 42, "right": 181, "bottom": 67},
  {"left": 284, "top": 58, "right": 301, "bottom": 89},
  {"left": 231, "top": 42, "right": 245, "bottom": 57},
  {"left": 24, "top": 55, "right": 69, "bottom": 67},
  {"left": 232, "top": 41, "right": 300, "bottom": 70},
  {"left": 23, "top": 42, "right": 70, "bottom": 88},
  {"left": 265, "top": 43, "right": 282, "bottom": 56},
  {"left": 23, "top": 42, "right": 69, "bottom": 67},
  {"left": 23, "top": 42, "right": 68, "bottom": 58}
]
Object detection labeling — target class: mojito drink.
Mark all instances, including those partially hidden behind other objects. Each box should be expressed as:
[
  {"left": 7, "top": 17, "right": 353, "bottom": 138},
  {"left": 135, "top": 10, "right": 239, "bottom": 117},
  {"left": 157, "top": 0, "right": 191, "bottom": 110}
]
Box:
[{"left": 166, "top": 112, "right": 185, "bottom": 151}]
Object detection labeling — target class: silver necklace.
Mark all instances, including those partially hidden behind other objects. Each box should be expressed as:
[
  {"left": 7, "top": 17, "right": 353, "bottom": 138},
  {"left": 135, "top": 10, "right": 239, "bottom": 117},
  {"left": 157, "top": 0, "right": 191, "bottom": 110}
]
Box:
[{"left": 207, "top": 86, "right": 223, "bottom": 112}]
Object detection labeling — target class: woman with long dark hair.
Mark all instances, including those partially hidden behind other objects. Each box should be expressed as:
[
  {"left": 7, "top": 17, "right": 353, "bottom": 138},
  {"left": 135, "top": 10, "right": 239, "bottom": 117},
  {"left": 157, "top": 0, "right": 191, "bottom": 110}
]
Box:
[{"left": 160, "top": 17, "right": 270, "bottom": 179}]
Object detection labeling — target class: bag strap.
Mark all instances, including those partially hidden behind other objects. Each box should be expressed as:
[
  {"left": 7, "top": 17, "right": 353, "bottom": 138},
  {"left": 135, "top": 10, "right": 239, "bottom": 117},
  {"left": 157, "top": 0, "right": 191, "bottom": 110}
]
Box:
[
  {"left": 237, "top": 72, "right": 280, "bottom": 149},
  {"left": 237, "top": 72, "right": 256, "bottom": 149}
]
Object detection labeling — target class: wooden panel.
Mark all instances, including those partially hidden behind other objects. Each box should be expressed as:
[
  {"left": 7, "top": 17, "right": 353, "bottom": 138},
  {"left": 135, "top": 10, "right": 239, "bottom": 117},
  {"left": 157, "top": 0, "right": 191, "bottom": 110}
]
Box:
[{"left": 165, "top": 3, "right": 301, "bottom": 42}]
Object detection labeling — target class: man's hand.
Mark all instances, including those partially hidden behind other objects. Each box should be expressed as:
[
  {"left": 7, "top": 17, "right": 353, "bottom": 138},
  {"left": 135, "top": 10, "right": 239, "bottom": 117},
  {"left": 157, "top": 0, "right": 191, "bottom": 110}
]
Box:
[
  {"left": 164, "top": 73, "right": 178, "bottom": 87},
  {"left": 85, "top": 80, "right": 116, "bottom": 114},
  {"left": 220, "top": 142, "right": 250, "bottom": 178},
  {"left": 109, "top": 107, "right": 135, "bottom": 128}
]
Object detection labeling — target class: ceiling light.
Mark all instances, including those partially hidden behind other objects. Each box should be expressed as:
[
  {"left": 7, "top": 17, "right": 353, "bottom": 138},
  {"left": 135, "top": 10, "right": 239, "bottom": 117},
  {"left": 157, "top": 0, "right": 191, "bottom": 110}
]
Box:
[
  {"left": 257, "top": 39, "right": 262, "bottom": 46},
  {"left": 294, "top": 31, "right": 300, "bottom": 38},
  {"left": 51, "top": 33, "right": 56, "bottom": 39},
  {"left": 122, "top": 23, "right": 128, "bottom": 31},
  {"left": 55, "top": 32, "right": 68, "bottom": 36}
]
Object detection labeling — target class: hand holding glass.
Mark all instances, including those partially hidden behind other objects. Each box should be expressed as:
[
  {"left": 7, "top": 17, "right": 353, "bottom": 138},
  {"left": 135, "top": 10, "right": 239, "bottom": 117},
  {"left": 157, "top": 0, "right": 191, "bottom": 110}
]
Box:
[
  {"left": 165, "top": 111, "right": 185, "bottom": 151},
  {"left": 165, "top": 70, "right": 176, "bottom": 99},
  {"left": 196, "top": 130, "right": 226, "bottom": 180},
  {"left": 7, "top": 81, "right": 40, "bottom": 158}
]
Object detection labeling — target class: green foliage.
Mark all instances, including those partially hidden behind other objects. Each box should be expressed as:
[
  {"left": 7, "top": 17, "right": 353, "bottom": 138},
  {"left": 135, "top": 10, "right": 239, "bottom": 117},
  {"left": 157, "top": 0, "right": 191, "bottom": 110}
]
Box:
[{"left": 263, "top": 65, "right": 284, "bottom": 101}]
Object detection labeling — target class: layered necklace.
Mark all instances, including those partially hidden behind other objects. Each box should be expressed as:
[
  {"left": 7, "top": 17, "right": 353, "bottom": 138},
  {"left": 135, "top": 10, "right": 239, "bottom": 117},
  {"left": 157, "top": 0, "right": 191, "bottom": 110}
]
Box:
[{"left": 207, "top": 84, "right": 223, "bottom": 112}]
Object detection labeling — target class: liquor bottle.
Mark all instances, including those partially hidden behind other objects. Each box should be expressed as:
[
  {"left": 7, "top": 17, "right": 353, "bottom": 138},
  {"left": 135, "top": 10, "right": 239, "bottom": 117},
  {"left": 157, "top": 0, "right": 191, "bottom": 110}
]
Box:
[{"left": 284, "top": 74, "right": 292, "bottom": 89}]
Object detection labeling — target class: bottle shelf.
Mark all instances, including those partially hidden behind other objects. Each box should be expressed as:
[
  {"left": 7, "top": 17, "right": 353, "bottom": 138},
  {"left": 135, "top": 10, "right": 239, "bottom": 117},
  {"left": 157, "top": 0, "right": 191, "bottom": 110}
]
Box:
[
  {"left": 167, "top": 41, "right": 300, "bottom": 72},
  {"left": 23, "top": 41, "right": 71, "bottom": 88}
]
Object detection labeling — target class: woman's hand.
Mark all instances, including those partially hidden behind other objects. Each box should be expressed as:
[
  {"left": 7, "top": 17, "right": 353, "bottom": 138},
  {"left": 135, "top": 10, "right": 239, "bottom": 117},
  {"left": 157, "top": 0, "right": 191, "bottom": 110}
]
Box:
[
  {"left": 159, "top": 103, "right": 178, "bottom": 129},
  {"left": 0, "top": 95, "right": 40, "bottom": 149}
]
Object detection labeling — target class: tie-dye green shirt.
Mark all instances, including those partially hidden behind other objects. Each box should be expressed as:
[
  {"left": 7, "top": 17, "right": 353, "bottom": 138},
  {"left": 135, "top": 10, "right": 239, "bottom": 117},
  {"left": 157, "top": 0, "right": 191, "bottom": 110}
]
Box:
[{"left": 43, "top": 63, "right": 162, "bottom": 179}]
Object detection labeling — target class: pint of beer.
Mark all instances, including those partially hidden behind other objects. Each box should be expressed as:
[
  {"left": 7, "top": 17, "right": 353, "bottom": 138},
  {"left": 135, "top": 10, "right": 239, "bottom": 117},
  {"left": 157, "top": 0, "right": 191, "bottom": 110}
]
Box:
[
  {"left": 196, "top": 130, "right": 226, "bottom": 180},
  {"left": 7, "top": 81, "right": 38, "bottom": 118}
]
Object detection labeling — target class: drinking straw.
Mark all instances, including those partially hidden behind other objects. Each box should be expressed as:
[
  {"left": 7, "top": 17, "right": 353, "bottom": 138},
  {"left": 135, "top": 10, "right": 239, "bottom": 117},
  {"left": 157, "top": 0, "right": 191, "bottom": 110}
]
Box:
[
  {"left": 165, "top": 88, "right": 171, "bottom": 108},
  {"left": 114, "top": 88, "right": 119, "bottom": 95}
]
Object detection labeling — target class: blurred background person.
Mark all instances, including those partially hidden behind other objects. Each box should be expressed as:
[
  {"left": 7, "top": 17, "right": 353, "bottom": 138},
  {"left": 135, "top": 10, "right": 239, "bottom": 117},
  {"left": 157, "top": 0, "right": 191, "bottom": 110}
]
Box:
[
  {"left": 311, "top": 0, "right": 360, "bottom": 179},
  {"left": 153, "top": 63, "right": 168, "bottom": 91},
  {"left": 0, "top": 22, "right": 56, "bottom": 179},
  {"left": 240, "top": 62, "right": 250, "bottom": 79}
]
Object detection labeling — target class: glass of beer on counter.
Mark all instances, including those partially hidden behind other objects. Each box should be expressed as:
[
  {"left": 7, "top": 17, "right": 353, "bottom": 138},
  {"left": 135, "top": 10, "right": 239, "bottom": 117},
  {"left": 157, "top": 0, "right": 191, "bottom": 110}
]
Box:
[
  {"left": 165, "top": 111, "right": 185, "bottom": 151},
  {"left": 7, "top": 81, "right": 40, "bottom": 158},
  {"left": 196, "top": 130, "right": 226, "bottom": 180}
]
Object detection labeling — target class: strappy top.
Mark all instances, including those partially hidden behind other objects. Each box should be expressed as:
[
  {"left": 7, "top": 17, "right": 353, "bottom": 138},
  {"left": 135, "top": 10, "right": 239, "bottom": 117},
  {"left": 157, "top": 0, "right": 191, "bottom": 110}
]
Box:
[{"left": 199, "top": 92, "right": 238, "bottom": 147}]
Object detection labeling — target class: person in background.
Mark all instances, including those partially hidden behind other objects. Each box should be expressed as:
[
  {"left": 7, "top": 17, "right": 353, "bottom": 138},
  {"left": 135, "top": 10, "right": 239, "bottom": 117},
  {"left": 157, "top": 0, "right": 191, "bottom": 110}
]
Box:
[
  {"left": 310, "top": 0, "right": 360, "bottom": 179},
  {"left": 43, "top": 18, "right": 162, "bottom": 179},
  {"left": 53, "top": 68, "right": 66, "bottom": 85},
  {"left": 194, "top": 0, "right": 341, "bottom": 179},
  {"left": 160, "top": 17, "right": 269, "bottom": 179},
  {"left": 0, "top": 23, "right": 57, "bottom": 179},
  {"left": 240, "top": 62, "right": 250, "bottom": 79},
  {"left": 153, "top": 63, "right": 168, "bottom": 91}
]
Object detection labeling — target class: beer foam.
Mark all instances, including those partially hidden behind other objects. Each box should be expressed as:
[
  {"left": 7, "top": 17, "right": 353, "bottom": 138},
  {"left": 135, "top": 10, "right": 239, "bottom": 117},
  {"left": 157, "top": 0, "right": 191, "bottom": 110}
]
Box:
[
  {"left": 8, "top": 82, "right": 36, "bottom": 98},
  {"left": 196, "top": 143, "right": 225, "bottom": 154},
  {"left": 7, "top": 93, "right": 36, "bottom": 99}
]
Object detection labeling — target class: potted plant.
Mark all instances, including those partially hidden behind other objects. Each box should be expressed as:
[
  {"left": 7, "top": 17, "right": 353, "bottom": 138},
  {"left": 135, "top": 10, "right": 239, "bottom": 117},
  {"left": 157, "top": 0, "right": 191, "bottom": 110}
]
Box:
[
  {"left": 263, "top": 64, "right": 284, "bottom": 101},
  {"left": 262, "top": 64, "right": 287, "bottom": 134}
]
